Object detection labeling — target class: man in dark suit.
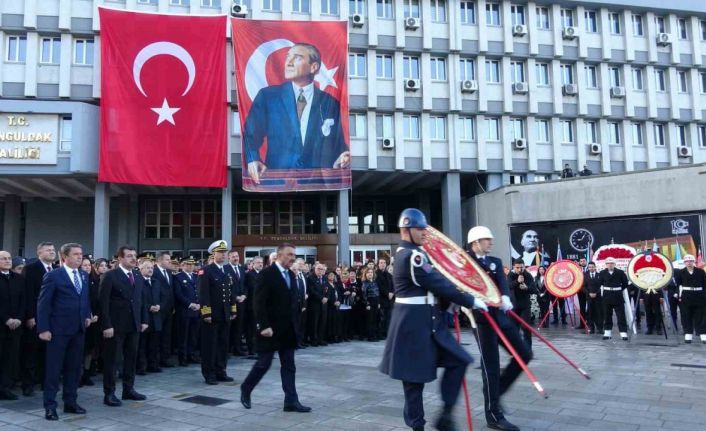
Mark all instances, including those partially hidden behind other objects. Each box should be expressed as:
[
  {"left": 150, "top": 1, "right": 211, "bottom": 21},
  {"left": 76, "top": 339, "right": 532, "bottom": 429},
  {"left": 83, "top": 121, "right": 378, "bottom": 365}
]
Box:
[
  {"left": 306, "top": 263, "right": 327, "bottom": 346},
  {"left": 152, "top": 252, "right": 175, "bottom": 368},
  {"left": 21, "top": 241, "right": 56, "bottom": 396},
  {"left": 242, "top": 257, "right": 263, "bottom": 356},
  {"left": 136, "top": 258, "right": 165, "bottom": 373},
  {"left": 174, "top": 257, "right": 200, "bottom": 366},
  {"left": 376, "top": 258, "right": 393, "bottom": 339},
  {"left": 244, "top": 43, "right": 349, "bottom": 184},
  {"left": 508, "top": 259, "right": 538, "bottom": 349},
  {"left": 574, "top": 257, "right": 588, "bottom": 330},
  {"left": 292, "top": 258, "right": 308, "bottom": 348},
  {"left": 584, "top": 262, "right": 603, "bottom": 334},
  {"left": 37, "top": 243, "right": 92, "bottom": 420},
  {"left": 0, "top": 250, "right": 25, "bottom": 401},
  {"left": 225, "top": 250, "right": 247, "bottom": 355},
  {"left": 99, "top": 246, "right": 149, "bottom": 407},
  {"left": 240, "top": 243, "right": 311, "bottom": 413}
]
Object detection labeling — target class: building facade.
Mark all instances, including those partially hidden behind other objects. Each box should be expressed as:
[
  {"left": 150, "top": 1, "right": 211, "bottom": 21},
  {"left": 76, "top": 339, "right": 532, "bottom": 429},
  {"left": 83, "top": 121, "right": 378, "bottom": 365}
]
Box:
[{"left": 1, "top": 0, "right": 706, "bottom": 264}]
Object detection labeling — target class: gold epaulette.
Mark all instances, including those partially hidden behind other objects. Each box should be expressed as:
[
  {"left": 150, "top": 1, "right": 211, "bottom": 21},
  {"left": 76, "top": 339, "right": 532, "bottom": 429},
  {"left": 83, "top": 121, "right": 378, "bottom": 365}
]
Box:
[
  {"left": 200, "top": 306, "right": 212, "bottom": 316},
  {"left": 230, "top": 305, "right": 237, "bottom": 313}
]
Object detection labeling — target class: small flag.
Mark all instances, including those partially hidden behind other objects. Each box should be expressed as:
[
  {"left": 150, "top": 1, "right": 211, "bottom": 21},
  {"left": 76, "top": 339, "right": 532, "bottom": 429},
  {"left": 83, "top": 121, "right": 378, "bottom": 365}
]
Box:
[
  {"left": 652, "top": 238, "right": 659, "bottom": 253},
  {"left": 557, "top": 240, "right": 563, "bottom": 261},
  {"left": 674, "top": 237, "right": 683, "bottom": 261},
  {"left": 697, "top": 249, "right": 704, "bottom": 267}
]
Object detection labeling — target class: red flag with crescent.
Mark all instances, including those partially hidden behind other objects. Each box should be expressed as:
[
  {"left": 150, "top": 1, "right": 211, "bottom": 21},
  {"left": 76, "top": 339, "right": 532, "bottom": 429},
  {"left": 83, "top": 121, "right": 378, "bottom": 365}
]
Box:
[
  {"left": 98, "top": 8, "right": 227, "bottom": 187},
  {"left": 231, "top": 19, "right": 351, "bottom": 192}
]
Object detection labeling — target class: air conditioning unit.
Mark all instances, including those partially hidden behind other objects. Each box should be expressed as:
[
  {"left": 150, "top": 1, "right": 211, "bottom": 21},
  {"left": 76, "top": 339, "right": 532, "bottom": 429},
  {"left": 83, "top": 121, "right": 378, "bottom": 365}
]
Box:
[
  {"left": 460, "top": 79, "right": 478, "bottom": 93},
  {"left": 656, "top": 32, "right": 672, "bottom": 46},
  {"left": 512, "top": 24, "right": 527, "bottom": 36},
  {"left": 404, "top": 78, "right": 420, "bottom": 91},
  {"left": 381, "top": 138, "right": 395, "bottom": 150},
  {"left": 562, "top": 84, "right": 578, "bottom": 96},
  {"left": 512, "top": 82, "right": 528, "bottom": 94},
  {"left": 678, "top": 146, "right": 692, "bottom": 157},
  {"left": 590, "top": 143, "right": 602, "bottom": 155},
  {"left": 562, "top": 26, "right": 578, "bottom": 40},
  {"left": 351, "top": 13, "right": 364, "bottom": 28},
  {"left": 513, "top": 139, "right": 527, "bottom": 150},
  {"left": 405, "top": 17, "right": 420, "bottom": 30},
  {"left": 231, "top": 2, "right": 248, "bottom": 17},
  {"left": 610, "top": 86, "right": 626, "bottom": 98}
]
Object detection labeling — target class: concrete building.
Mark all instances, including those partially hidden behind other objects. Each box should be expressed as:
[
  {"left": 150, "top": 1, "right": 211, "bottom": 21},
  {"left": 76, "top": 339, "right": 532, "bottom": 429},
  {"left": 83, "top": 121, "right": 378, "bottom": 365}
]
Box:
[{"left": 1, "top": 0, "right": 706, "bottom": 264}]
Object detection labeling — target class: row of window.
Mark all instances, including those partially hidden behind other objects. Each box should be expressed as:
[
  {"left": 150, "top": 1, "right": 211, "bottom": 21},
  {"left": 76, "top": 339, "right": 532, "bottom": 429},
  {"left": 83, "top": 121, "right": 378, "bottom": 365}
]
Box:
[
  {"left": 5, "top": 35, "right": 93, "bottom": 65},
  {"left": 349, "top": 112, "right": 706, "bottom": 148},
  {"left": 144, "top": 199, "right": 222, "bottom": 239},
  {"left": 120, "top": 0, "right": 223, "bottom": 7}
]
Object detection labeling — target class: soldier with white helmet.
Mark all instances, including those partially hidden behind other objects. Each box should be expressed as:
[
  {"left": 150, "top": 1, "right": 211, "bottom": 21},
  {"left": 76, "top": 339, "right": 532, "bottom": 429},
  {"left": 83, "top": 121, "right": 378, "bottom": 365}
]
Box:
[{"left": 674, "top": 254, "right": 706, "bottom": 344}]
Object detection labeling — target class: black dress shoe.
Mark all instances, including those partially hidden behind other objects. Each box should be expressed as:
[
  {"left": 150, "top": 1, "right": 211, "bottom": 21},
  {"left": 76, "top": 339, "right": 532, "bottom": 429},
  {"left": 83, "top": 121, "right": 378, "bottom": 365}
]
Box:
[
  {"left": 283, "top": 401, "right": 312, "bottom": 412},
  {"left": 104, "top": 393, "right": 122, "bottom": 407},
  {"left": 216, "top": 375, "right": 234, "bottom": 382},
  {"left": 487, "top": 417, "right": 520, "bottom": 431},
  {"left": 0, "top": 389, "right": 18, "bottom": 400},
  {"left": 240, "top": 390, "right": 251, "bottom": 409},
  {"left": 434, "top": 412, "right": 456, "bottom": 431},
  {"left": 22, "top": 386, "right": 34, "bottom": 397},
  {"left": 122, "top": 390, "right": 146, "bottom": 401},
  {"left": 205, "top": 378, "right": 218, "bottom": 385},
  {"left": 64, "top": 404, "right": 87, "bottom": 414},
  {"left": 160, "top": 361, "right": 175, "bottom": 368},
  {"left": 45, "top": 408, "right": 59, "bottom": 421},
  {"left": 80, "top": 374, "right": 94, "bottom": 387}
]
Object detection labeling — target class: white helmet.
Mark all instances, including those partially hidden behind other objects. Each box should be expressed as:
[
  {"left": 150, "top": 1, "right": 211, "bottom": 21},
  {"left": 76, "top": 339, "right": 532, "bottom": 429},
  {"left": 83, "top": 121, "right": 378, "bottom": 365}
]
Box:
[{"left": 467, "top": 226, "right": 494, "bottom": 244}]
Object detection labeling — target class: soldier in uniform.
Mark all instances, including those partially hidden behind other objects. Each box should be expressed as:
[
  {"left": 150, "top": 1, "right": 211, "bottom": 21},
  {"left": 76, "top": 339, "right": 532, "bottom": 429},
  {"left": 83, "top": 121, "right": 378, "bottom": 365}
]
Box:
[
  {"left": 379, "top": 209, "right": 488, "bottom": 431},
  {"left": 467, "top": 226, "right": 529, "bottom": 431},
  {"left": 174, "top": 257, "right": 200, "bottom": 366},
  {"left": 198, "top": 240, "right": 237, "bottom": 385},
  {"left": 598, "top": 257, "right": 630, "bottom": 340},
  {"left": 674, "top": 254, "right": 706, "bottom": 344}
]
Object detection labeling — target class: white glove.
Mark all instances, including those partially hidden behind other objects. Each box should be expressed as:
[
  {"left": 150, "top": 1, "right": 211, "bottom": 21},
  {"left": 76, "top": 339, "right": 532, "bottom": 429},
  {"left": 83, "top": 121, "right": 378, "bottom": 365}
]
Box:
[
  {"left": 500, "top": 295, "right": 513, "bottom": 312},
  {"left": 472, "top": 298, "right": 488, "bottom": 312}
]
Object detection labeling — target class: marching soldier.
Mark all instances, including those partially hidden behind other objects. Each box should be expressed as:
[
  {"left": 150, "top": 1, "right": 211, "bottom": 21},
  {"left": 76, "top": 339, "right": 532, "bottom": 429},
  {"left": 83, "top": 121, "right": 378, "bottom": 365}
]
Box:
[
  {"left": 198, "top": 240, "right": 237, "bottom": 385},
  {"left": 379, "top": 209, "right": 487, "bottom": 431},
  {"left": 598, "top": 257, "right": 630, "bottom": 340},
  {"left": 174, "top": 257, "right": 200, "bottom": 366},
  {"left": 674, "top": 255, "right": 706, "bottom": 344}
]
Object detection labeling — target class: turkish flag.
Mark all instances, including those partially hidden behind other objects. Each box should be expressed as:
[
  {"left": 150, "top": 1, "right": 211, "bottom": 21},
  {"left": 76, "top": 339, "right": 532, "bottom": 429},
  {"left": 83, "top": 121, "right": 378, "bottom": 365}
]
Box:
[{"left": 98, "top": 8, "right": 227, "bottom": 187}]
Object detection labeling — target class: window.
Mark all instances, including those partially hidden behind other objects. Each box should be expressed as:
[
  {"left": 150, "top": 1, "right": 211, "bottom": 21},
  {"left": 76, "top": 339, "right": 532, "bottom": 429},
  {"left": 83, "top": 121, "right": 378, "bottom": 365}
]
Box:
[
  {"left": 144, "top": 199, "right": 185, "bottom": 239},
  {"left": 584, "top": 10, "right": 597, "bottom": 33},
  {"left": 509, "top": 175, "right": 526, "bottom": 185},
  {"left": 510, "top": 61, "right": 524, "bottom": 83},
  {"left": 485, "top": 60, "right": 500, "bottom": 83},
  {"left": 278, "top": 200, "right": 314, "bottom": 234},
  {"left": 701, "top": 72, "right": 706, "bottom": 93},
  {"left": 189, "top": 200, "right": 222, "bottom": 239},
  {"left": 632, "top": 68, "right": 644, "bottom": 91},
  {"left": 403, "top": 56, "right": 420, "bottom": 79},
  {"left": 609, "top": 12, "right": 621, "bottom": 34},
  {"left": 236, "top": 200, "right": 274, "bottom": 235},
  {"left": 430, "top": 57, "right": 447, "bottom": 81},
  {"left": 459, "top": 58, "right": 475, "bottom": 80},
  {"left": 536, "top": 7, "right": 550, "bottom": 29},
  {"left": 632, "top": 14, "right": 643, "bottom": 36},
  {"left": 321, "top": 0, "right": 338, "bottom": 14},
  {"left": 377, "top": 0, "right": 393, "bottom": 18},
  {"left": 701, "top": 20, "right": 706, "bottom": 41},
  {"left": 609, "top": 66, "right": 621, "bottom": 87},
  {"left": 404, "top": 0, "right": 419, "bottom": 18},
  {"left": 232, "top": 111, "right": 242, "bottom": 135},
  {"left": 6, "top": 35, "right": 27, "bottom": 63},
  {"left": 678, "top": 18, "right": 688, "bottom": 40},
  {"left": 431, "top": 0, "right": 446, "bottom": 23},
  {"left": 535, "top": 119, "right": 550, "bottom": 143},
  {"left": 40, "top": 37, "right": 61, "bottom": 64},
  {"left": 60, "top": 116, "right": 72, "bottom": 152},
  {"left": 349, "top": 113, "right": 367, "bottom": 138},
  {"left": 535, "top": 62, "right": 550, "bottom": 85},
  {"left": 429, "top": 116, "right": 446, "bottom": 140},
  {"left": 677, "top": 124, "right": 688, "bottom": 146},
  {"left": 631, "top": 123, "right": 643, "bottom": 146},
  {"left": 485, "top": 117, "right": 500, "bottom": 141},
  {"left": 585, "top": 121, "right": 598, "bottom": 144},
  {"left": 349, "top": 0, "right": 365, "bottom": 15},
  {"left": 584, "top": 65, "right": 598, "bottom": 88},
  {"left": 608, "top": 122, "right": 621, "bottom": 145},
  {"left": 561, "top": 120, "right": 574, "bottom": 143},
  {"left": 510, "top": 118, "right": 524, "bottom": 139},
  {"left": 560, "top": 63, "right": 574, "bottom": 85},
  {"left": 348, "top": 53, "right": 366, "bottom": 78},
  {"left": 534, "top": 174, "right": 552, "bottom": 182},
  {"left": 262, "top": 0, "right": 280, "bottom": 11},
  {"left": 655, "top": 69, "right": 666, "bottom": 91},
  {"left": 654, "top": 123, "right": 666, "bottom": 146},
  {"left": 73, "top": 39, "right": 94, "bottom": 65},
  {"left": 655, "top": 16, "right": 666, "bottom": 33},
  {"left": 485, "top": 2, "right": 500, "bottom": 26},
  {"left": 511, "top": 4, "right": 524, "bottom": 26},
  {"left": 170, "top": 0, "right": 189, "bottom": 4},
  {"left": 403, "top": 115, "right": 420, "bottom": 139},
  {"left": 698, "top": 125, "right": 706, "bottom": 148},
  {"left": 375, "top": 114, "right": 394, "bottom": 138},
  {"left": 460, "top": 1, "right": 475, "bottom": 24},
  {"left": 677, "top": 70, "right": 688, "bottom": 93},
  {"left": 459, "top": 117, "right": 475, "bottom": 140},
  {"left": 201, "top": 0, "right": 220, "bottom": 7},
  {"left": 376, "top": 54, "right": 393, "bottom": 78},
  {"left": 292, "top": 0, "right": 310, "bottom": 13},
  {"left": 560, "top": 8, "right": 574, "bottom": 28}
]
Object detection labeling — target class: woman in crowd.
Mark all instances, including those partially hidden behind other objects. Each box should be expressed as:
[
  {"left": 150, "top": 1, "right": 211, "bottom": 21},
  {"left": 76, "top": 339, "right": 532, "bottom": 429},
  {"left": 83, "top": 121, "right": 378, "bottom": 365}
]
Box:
[
  {"left": 340, "top": 269, "right": 355, "bottom": 341},
  {"left": 80, "top": 257, "right": 107, "bottom": 386},
  {"left": 535, "top": 266, "right": 550, "bottom": 328},
  {"left": 325, "top": 271, "right": 342, "bottom": 343},
  {"left": 361, "top": 268, "right": 381, "bottom": 342}
]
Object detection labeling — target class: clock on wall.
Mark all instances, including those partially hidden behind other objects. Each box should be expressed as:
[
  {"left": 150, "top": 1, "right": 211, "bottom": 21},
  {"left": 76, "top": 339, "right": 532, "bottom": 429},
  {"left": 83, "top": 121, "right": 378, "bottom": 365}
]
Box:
[{"left": 569, "top": 228, "right": 594, "bottom": 252}]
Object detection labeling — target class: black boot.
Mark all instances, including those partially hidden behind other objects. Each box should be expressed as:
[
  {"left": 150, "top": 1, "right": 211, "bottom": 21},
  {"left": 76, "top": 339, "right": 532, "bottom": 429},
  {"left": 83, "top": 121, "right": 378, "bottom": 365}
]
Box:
[{"left": 434, "top": 407, "right": 457, "bottom": 431}]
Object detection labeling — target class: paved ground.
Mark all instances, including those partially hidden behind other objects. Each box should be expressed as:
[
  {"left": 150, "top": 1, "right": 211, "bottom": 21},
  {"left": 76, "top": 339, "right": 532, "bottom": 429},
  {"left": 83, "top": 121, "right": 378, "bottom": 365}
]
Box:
[{"left": 1, "top": 327, "right": 705, "bottom": 431}]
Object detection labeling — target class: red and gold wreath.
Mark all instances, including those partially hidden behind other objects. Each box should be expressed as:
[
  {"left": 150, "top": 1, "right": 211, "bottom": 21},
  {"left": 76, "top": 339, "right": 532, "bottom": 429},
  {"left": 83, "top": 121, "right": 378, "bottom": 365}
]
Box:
[
  {"left": 545, "top": 260, "right": 585, "bottom": 298},
  {"left": 627, "top": 252, "right": 673, "bottom": 294}
]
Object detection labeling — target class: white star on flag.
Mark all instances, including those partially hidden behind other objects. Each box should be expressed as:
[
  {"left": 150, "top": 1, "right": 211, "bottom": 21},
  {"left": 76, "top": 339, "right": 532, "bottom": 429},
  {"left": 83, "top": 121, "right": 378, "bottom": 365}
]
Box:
[
  {"left": 151, "top": 98, "right": 181, "bottom": 126},
  {"left": 314, "top": 61, "right": 339, "bottom": 92}
]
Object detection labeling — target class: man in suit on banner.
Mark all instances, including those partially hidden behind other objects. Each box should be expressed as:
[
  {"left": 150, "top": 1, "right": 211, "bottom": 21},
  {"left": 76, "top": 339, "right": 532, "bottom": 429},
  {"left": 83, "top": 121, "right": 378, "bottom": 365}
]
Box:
[{"left": 244, "top": 43, "right": 350, "bottom": 184}]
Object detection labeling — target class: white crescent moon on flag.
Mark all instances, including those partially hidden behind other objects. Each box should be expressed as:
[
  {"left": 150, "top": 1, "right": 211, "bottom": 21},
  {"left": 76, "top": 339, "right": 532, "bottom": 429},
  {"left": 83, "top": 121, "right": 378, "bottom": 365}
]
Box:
[
  {"left": 133, "top": 41, "right": 196, "bottom": 97},
  {"left": 244, "top": 38, "right": 294, "bottom": 101}
]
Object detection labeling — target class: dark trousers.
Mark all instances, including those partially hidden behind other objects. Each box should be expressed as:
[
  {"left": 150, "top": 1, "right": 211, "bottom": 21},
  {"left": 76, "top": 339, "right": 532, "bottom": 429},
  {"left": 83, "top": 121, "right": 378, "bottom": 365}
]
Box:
[
  {"left": 102, "top": 331, "right": 139, "bottom": 394},
  {"left": 475, "top": 311, "right": 532, "bottom": 423},
  {"left": 21, "top": 326, "right": 45, "bottom": 390},
  {"left": 137, "top": 330, "right": 161, "bottom": 370},
  {"left": 603, "top": 302, "right": 628, "bottom": 332},
  {"left": 306, "top": 303, "right": 320, "bottom": 343},
  {"left": 0, "top": 328, "right": 21, "bottom": 391},
  {"left": 241, "top": 348, "right": 298, "bottom": 404},
  {"left": 644, "top": 296, "right": 663, "bottom": 332},
  {"left": 680, "top": 302, "right": 705, "bottom": 335},
  {"left": 587, "top": 298, "right": 604, "bottom": 332},
  {"left": 538, "top": 296, "right": 550, "bottom": 327},
  {"left": 576, "top": 292, "right": 587, "bottom": 328},
  {"left": 159, "top": 313, "right": 173, "bottom": 363},
  {"left": 43, "top": 333, "right": 84, "bottom": 410},
  {"left": 379, "top": 304, "right": 391, "bottom": 338},
  {"left": 341, "top": 310, "right": 352, "bottom": 339},
  {"left": 231, "top": 302, "right": 247, "bottom": 353},
  {"left": 327, "top": 307, "right": 341, "bottom": 340},
  {"left": 313, "top": 303, "right": 328, "bottom": 343},
  {"left": 176, "top": 314, "right": 199, "bottom": 359},
  {"left": 298, "top": 308, "right": 307, "bottom": 344},
  {"left": 244, "top": 311, "right": 255, "bottom": 354},
  {"left": 366, "top": 298, "right": 380, "bottom": 340},
  {"left": 551, "top": 298, "right": 566, "bottom": 323},
  {"left": 668, "top": 295, "right": 680, "bottom": 329},
  {"left": 514, "top": 305, "right": 532, "bottom": 349},
  {"left": 200, "top": 320, "right": 229, "bottom": 380}
]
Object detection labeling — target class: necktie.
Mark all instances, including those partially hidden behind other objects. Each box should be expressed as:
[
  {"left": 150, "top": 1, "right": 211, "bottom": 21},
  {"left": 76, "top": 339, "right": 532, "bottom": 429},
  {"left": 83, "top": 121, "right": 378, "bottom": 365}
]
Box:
[
  {"left": 283, "top": 270, "right": 291, "bottom": 289},
  {"left": 72, "top": 270, "right": 82, "bottom": 294},
  {"left": 235, "top": 266, "right": 240, "bottom": 281},
  {"left": 163, "top": 269, "right": 169, "bottom": 283},
  {"left": 46, "top": 265, "right": 52, "bottom": 273},
  {"left": 146, "top": 279, "right": 151, "bottom": 288},
  {"left": 296, "top": 89, "right": 307, "bottom": 120},
  {"left": 127, "top": 271, "right": 135, "bottom": 286}
]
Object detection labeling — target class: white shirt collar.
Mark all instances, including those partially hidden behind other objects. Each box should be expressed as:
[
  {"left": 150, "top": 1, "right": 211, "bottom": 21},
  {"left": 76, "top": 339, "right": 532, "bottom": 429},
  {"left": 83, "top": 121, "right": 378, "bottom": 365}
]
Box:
[
  {"left": 63, "top": 264, "right": 79, "bottom": 279},
  {"left": 291, "top": 81, "right": 314, "bottom": 101},
  {"left": 118, "top": 264, "right": 132, "bottom": 277},
  {"left": 274, "top": 261, "right": 287, "bottom": 273}
]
